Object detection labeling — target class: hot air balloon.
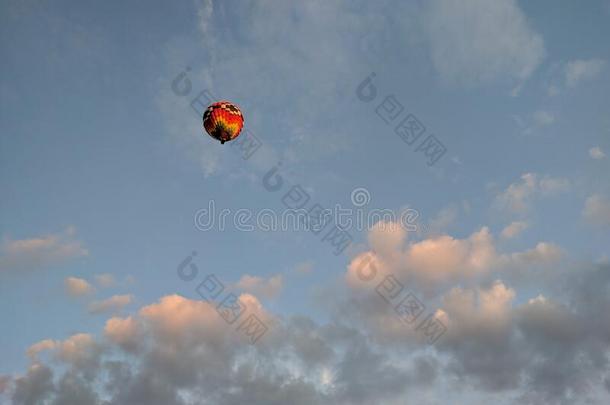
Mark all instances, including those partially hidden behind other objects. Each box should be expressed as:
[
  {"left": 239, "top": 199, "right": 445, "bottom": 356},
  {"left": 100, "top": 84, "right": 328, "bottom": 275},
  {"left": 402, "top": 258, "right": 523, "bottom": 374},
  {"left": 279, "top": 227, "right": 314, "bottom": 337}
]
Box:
[{"left": 202, "top": 101, "right": 244, "bottom": 144}]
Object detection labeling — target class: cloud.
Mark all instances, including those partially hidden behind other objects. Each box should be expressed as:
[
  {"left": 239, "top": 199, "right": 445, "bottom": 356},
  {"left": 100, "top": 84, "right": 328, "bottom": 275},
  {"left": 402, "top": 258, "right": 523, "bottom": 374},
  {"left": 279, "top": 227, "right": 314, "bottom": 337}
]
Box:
[
  {"left": 441, "top": 281, "right": 516, "bottom": 342},
  {"left": 345, "top": 251, "right": 387, "bottom": 289},
  {"left": 160, "top": 0, "right": 398, "bottom": 179},
  {"left": 137, "top": 294, "right": 229, "bottom": 344},
  {"left": 519, "top": 110, "right": 558, "bottom": 135},
  {"left": 501, "top": 221, "right": 529, "bottom": 239},
  {"left": 347, "top": 222, "right": 561, "bottom": 294},
  {"left": 13, "top": 260, "right": 610, "bottom": 405},
  {"left": 424, "top": 0, "right": 545, "bottom": 84},
  {"left": 533, "top": 110, "right": 555, "bottom": 126},
  {"left": 0, "top": 227, "right": 88, "bottom": 274},
  {"left": 64, "top": 277, "right": 94, "bottom": 297},
  {"left": 495, "top": 173, "right": 537, "bottom": 213},
  {"left": 547, "top": 84, "right": 560, "bottom": 97},
  {"left": 538, "top": 176, "right": 570, "bottom": 194},
  {"left": 404, "top": 227, "right": 497, "bottom": 285},
  {"left": 12, "top": 363, "right": 54, "bottom": 405},
  {"left": 88, "top": 295, "right": 133, "bottom": 315},
  {"left": 504, "top": 242, "right": 563, "bottom": 265},
  {"left": 583, "top": 194, "right": 610, "bottom": 227},
  {"left": 51, "top": 371, "right": 99, "bottom": 405},
  {"left": 0, "top": 375, "right": 10, "bottom": 395},
  {"left": 517, "top": 295, "right": 580, "bottom": 346},
  {"left": 104, "top": 316, "right": 140, "bottom": 352},
  {"left": 293, "top": 261, "right": 314, "bottom": 275},
  {"left": 565, "top": 58, "right": 606, "bottom": 87},
  {"left": 518, "top": 109, "right": 561, "bottom": 135},
  {"left": 432, "top": 265, "right": 610, "bottom": 400},
  {"left": 27, "top": 339, "right": 58, "bottom": 361},
  {"left": 94, "top": 273, "right": 115, "bottom": 288},
  {"left": 27, "top": 333, "right": 100, "bottom": 370},
  {"left": 494, "top": 173, "right": 570, "bottom": 214},
  {"left": 367, "top": 221, "right": 407, "bottom": 259},
  {"left": 55, "top": 334, "right": 99, "bottom": 368},
  {"left": 589, "top": 146, "right": 606, "bottom": 160},
  {"left": 342, "top": 257, "right": 610, "bottom": 402},
  {"left": 235, "top": 274, "right": 283, "bottom": 299},
  {"left": 427, "top": 204, "right": 459, "bottom": 235},
  {"left": 14, "top": 293, "right": 440, "bottom": 405}
]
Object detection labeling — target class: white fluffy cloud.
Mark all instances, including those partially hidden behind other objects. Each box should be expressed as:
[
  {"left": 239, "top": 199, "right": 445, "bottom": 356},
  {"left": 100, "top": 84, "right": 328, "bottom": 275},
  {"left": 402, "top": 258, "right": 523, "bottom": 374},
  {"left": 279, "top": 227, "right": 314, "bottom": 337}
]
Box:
[
  {"left": 26, "top": 339, "right": 58, "bottom": 361},
  {"left": 441, "top": 280, "right": 516, "bottom": 340},
  {"left": 346, "top": 222, "right": 496, "bottom": 291},
  {"left": 64, "top": 277, "right": 94, "bottom": 297},
  {"left": 347, "top": 222, "right": 561, "bottom": 294},
  {"left": 27, "top": 333, "right": 99, "bottom": 369},
  {"left": 404, "top": 227, "right": 497, "bottom": 284},
  {"left": 424, "top": 0, "right": 545, "bottom": 84},
  {"left": 345, "top": 251, "right": 387, "bottom": 289},
  {"left": 104, "top": 316, "right": 140, "bottom": 352}
]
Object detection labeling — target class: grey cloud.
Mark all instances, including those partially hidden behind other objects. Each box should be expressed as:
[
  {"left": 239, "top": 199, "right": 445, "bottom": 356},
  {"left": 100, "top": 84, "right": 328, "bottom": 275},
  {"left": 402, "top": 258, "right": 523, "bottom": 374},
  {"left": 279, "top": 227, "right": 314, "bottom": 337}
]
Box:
[
  {"left": 12, "top": 364, "right": 54, "bottom": 405},
  {"left": 10, "top": 265, "right": 610, "bottom": 405}
]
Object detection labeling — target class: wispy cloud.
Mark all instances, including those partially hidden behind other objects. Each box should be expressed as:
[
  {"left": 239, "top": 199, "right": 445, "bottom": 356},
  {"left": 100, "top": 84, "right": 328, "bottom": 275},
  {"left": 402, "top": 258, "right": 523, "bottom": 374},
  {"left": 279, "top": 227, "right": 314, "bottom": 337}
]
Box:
[
  {"left": 293, "top": 261, "right": 314, "bottom": 275},
  {"left": 0, "top": 227, "right": 88, "bottom": 274},
  {"left": 234, "top": 274, "right": 283, "bottom": 299},
  {"left": 583, "top": 194, "right": 610, "bottom": 226},
  {"left": 94, "top": 273, "right": 115, "bottom": 288},
  {"left": 88, "top": 294, "right": 133, "bottom": 315},
  {"left": 565, "top": 58, "right": 606, "bottom": 87},
  {"left": 501, "top": 221, "right": 529, "bottom": 239},
  {"left": 532, "top": 110, "right": 555, "bottom": 126},
  {"left": 424, "top": 0, "right": 545, "bottom": 84},
  {"left": 589, "top": 146, "right": 606, "bottom": 160},
  {"left": 494, "top": 173, "right": 570, "bottom": 214}
]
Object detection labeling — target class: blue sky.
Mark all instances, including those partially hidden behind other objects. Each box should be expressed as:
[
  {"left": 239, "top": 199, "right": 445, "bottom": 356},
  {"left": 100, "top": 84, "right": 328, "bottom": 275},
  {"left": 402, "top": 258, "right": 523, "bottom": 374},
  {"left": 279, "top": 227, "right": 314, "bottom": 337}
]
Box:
[{"left": 1, "top": 0, "right": 610, "bottom": 404}]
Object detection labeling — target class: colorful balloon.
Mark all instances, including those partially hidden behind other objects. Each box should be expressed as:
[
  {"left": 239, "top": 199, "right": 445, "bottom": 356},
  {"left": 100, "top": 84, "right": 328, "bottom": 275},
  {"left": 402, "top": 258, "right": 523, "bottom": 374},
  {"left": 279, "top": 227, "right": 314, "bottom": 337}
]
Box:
[{"left": 202, "top": 101, "right": 244, "bottom": 144}]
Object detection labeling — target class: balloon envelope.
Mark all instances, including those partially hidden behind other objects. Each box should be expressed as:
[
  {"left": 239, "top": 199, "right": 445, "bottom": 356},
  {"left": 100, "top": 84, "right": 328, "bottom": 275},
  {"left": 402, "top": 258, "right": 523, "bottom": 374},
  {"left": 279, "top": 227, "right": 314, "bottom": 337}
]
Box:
[{"left": 202, "top": 101, "right": 244, "bottom": 144}]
